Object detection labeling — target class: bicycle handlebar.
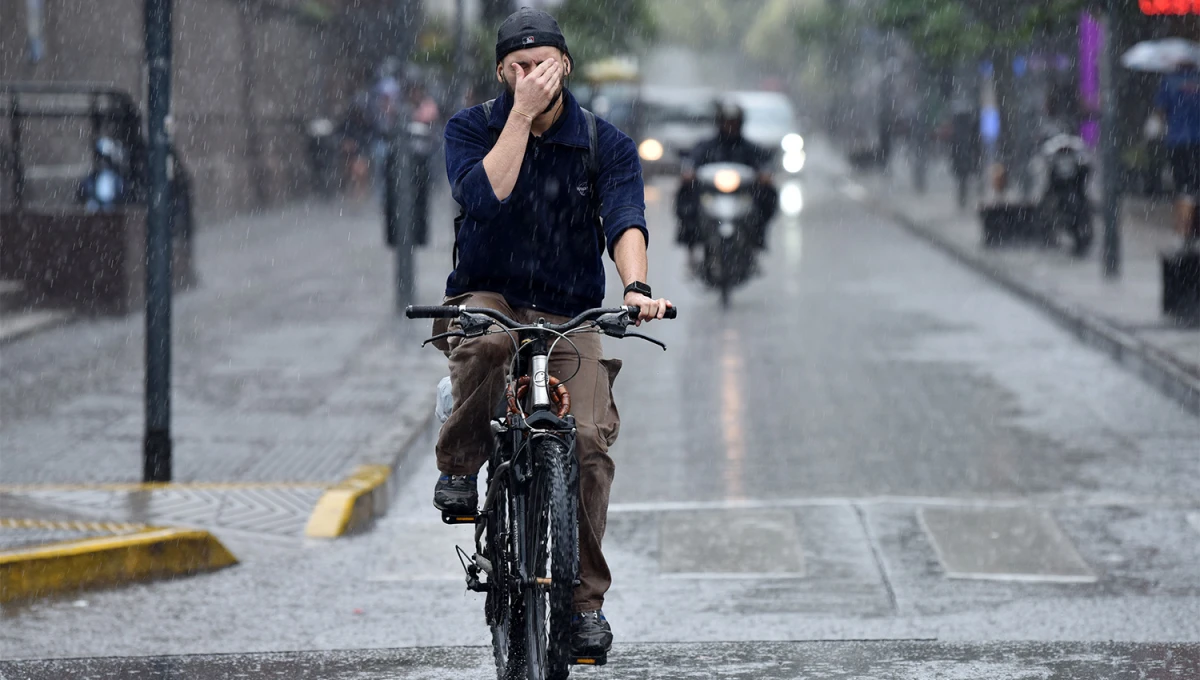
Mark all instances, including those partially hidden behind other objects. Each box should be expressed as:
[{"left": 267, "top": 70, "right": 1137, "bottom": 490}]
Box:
[
  {"left": 406, "top": 305, "right": 462, "bottom": 319},
  {"left": 405, "top": 304, "right": 677, "bottom": 330}
]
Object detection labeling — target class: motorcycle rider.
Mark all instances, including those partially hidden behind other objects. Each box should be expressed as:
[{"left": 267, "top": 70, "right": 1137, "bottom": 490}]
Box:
[{"left": 675, "top": 100, "right": 778, "bottom": 266}]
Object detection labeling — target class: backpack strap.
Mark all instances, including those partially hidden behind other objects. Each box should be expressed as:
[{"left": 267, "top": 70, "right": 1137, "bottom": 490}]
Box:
[
  {"left": 581, "top": 108, "right": 604, "bottom": 253},
  {"left": 583, "top": 108, "right": 599, "bottom": 183},
  {"left": 482, "top": 98, "right": 499, "bottom": 145}
]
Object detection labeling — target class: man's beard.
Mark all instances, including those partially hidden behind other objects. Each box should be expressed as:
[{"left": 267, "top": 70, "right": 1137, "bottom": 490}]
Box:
[{"left": 504, "top": 75, "right": 565, "bottom": 115}]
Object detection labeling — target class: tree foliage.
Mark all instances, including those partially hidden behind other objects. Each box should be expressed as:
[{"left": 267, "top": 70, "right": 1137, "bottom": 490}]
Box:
[
  {"left": 556, "top": 0, "right": 659, "bottom": 64},
  {"left": 874, "top": 0, "right": 1090, "bottom": 66}
]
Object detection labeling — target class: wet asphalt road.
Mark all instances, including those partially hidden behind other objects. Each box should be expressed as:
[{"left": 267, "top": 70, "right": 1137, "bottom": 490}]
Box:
[
  {"left": 2, "top": 641, "right": 1198, "bottom": 679},
  {"left": 2, "top": 144, "right": 1198, "bottom": 676}
]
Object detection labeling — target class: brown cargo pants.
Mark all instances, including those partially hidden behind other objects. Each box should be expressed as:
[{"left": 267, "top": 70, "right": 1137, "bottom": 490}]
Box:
[{"left": 432, "top": 291, "right": 622, "bottom": 613}]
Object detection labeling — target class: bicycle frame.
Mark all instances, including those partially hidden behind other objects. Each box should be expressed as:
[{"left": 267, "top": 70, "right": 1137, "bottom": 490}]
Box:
[
  {"left": 407, "top": 302, "right": 675, "bottom": 677},
  {"left": 472, "top": 324, "right": 577, "bottom": 568}
]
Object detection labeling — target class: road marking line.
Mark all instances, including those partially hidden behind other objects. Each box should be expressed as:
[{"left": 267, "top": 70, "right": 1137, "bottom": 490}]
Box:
[
  {"left": 607, "top": 495, "right": 1200, "bottom": 514},
  {"left": 0, "top": 481, "right": 330, "bottom": 493}
]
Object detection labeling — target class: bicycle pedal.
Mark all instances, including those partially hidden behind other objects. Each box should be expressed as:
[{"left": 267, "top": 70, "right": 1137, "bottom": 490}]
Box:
[
  {"left": 571, "top": 654, "right": 607, "bottom": 666},
  {"left": 441, "top": 512, "right": 479, "bottom": 525}
]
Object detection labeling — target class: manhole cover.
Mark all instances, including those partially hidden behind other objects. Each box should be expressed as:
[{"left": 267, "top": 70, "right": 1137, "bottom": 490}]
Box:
[
  {"left": 659, "top": 509, "right": 805, "bottom": 578},
  {"left": 919, "top": 506, "right": 1094, "bottom": 583}
]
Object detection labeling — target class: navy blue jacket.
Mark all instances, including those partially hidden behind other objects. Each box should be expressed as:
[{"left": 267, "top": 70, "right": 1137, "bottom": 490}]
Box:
[{"left": 443, "top": 89, "right": 648, "bottom": 317}]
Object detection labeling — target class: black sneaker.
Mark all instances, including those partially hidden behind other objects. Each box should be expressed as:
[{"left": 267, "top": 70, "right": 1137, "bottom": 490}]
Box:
[
  {"left": 433, "top": 474, "right": 478, "bottom": 514},
  {"left": 570, "top": 609, "right": 613, "bottom": 656}
]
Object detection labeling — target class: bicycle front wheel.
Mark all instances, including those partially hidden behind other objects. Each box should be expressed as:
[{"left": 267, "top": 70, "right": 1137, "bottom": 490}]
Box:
[
  {"left": 524, "top": 437, "right": 578, "bottom": 680},
  {"left": 487, "top": 463, "right": 525, "bottom": 680}
]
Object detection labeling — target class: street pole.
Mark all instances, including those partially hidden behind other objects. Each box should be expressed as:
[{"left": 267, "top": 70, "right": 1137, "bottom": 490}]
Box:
[
  {"left": 1101, "top": 0, "right": 1122, "bottom": 279},
  {"left": 452, "top": 0, "right": 467, "bottom": 109},
  {"left": 143, "top": 0, "right": 173, "bottom": 482},
  {"left": 391, "top": 131, "right": 415, "bottom": 311}
]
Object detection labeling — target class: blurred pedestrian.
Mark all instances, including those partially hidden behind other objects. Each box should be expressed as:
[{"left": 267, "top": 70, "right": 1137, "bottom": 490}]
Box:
[
  {"left": 949, "top": 101, "right": 983, "bottom": 209},
  {"left": 1152, "top": 59, "right": 1200, "bottom": 242},
  {"left": 404, "top": 78, "right": 441, "bottom": 246},
  {"left": 337, "top": 91, "right": 373, "bottom": 202}
]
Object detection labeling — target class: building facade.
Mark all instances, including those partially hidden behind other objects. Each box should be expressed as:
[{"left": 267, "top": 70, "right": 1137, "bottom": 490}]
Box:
[{"left": 1, "top": 0, "right": 352, "bottom": 222}]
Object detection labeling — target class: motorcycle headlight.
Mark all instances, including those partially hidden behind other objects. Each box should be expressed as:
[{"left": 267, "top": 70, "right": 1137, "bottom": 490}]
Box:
[
  {"left": 638, "top": 138, "right": 664, "bottom": 162},
  {"left": 713, "top": 169, "right": 742, "bottom": 193}
]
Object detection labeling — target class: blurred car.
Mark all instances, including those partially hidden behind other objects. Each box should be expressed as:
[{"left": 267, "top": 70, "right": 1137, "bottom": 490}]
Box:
[
  {"left": 635, "top": 86, "right": 716, "bottom": 176},
  {"left": 730, "top": 90, "right": 806, "bottom": 175},
  {"left": 576, "top": 55, "right": 644, "bottom": 141}
]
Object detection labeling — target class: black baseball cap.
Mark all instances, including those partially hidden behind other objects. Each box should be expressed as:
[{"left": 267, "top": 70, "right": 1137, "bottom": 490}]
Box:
[{"left": 495, "top": 8, "right": 569, "bottom": 64}]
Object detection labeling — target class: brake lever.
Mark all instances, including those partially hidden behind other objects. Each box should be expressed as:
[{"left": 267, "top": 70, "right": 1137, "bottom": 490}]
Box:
[
  {"left": 624, "top": 332, "right": 667, "bottom": 351},
  {"left": 458, "top": 314, "right": 494, "bottom": 338},
  {"left": 421, "top": 330, "right": 465, "bottom": 348},
  {"left": 595, "top": 312, "right": 630, "bottom": 338}
]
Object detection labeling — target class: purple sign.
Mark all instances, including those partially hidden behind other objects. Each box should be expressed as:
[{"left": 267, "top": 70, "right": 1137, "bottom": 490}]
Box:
[{"left": 1079, "top": 12, "right": 1101, "bottom": 146}]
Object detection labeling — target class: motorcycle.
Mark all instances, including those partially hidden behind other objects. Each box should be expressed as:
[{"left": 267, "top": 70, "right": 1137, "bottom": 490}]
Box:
[
  {"left": 77, "top": 137, "right": 132, "bottom": 211},
  {"left": 1034, "top": 133, "right": 1094, "bottom": 257},
  {"left": 689, "top": 162, "right": 765, "bottom": 307}
]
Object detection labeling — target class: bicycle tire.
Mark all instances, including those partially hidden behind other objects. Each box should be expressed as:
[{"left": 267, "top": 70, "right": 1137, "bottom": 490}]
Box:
[
  {"left": 524, "top": 437, "right": 577, "bottom": 680},
  {"left": 487, "top": 465, "right": 526, "bottom": 680}
]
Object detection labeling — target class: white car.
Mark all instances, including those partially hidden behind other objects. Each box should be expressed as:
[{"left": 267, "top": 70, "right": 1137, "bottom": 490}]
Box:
[{"left": 730, "top": 90, "right": 806, "bottom": 175}]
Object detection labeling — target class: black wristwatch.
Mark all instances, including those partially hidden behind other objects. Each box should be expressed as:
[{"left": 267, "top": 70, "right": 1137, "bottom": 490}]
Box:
[{"left": 623, "top": 281, "right": 652, "bottom": 298}]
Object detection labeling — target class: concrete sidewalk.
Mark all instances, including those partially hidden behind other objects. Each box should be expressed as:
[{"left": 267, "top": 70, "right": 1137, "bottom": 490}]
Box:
[
  {"left": 1, "top": 194, "right": 451, "bottom": 602},
  {"left": 833, "top": 146, "right": 1200, "bottom": 415}
]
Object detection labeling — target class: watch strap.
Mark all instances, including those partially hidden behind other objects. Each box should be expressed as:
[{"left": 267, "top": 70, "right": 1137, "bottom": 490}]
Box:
[{"left": 623, "top": 281, "right": 652, "bottom": 298}]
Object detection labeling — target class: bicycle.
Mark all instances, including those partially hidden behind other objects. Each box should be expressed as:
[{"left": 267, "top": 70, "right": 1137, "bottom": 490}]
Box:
[{"left": 406, "top": 303, "right": 677, "bottom": 680}]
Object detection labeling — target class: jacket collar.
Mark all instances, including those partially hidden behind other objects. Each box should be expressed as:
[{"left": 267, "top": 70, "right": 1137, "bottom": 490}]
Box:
[{"left": 486, "top": 88, "right": 589, "bottom": 149}]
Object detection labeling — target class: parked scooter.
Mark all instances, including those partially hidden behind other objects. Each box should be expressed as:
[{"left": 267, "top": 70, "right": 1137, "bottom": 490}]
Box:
[
  {"left": 1034, "top": 133, "right": 1094, "bottom": 257},
  {"left": 77, "top": 137, "right": 132, "bottom": 211},
  {"left": 688, "top": 162, "right": 765, "bottom": 307}
]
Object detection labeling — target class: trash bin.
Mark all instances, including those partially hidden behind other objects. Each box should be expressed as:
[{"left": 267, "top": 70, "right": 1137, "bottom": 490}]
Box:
[{"left": 1162, "top": 245, "right": 1200, "bottom": 324}]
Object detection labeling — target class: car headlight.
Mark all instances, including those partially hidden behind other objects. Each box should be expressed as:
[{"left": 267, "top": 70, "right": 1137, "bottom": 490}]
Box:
[
  {"left": 638, "top": 138, "right": 664, "bottom": 162},
  {"left": 783, "top": 150, "right": 806, "bottom": 174},
  {"left": 781, "top": 133, "right": 804, "bottom": 154}
]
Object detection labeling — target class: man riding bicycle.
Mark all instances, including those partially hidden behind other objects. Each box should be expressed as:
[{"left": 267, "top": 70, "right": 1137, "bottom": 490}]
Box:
[{"left": 433, "top": 8, "right": 671, "bottom": 658}]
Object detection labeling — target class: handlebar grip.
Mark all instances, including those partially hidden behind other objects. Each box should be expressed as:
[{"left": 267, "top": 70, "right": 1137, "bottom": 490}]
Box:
[
  {"left": 405, "top": 305, "right": 460, "bottom": 319},
  {"left": 627, "top": 305, "right": 678, "bottom": 319}
]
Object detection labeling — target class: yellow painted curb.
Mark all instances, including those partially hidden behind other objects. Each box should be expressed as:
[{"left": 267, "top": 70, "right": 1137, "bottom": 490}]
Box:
[
  {"left": 304, "top": 464, "right": 391, "bottom": 538},
  {"left": 0, "top": 527, "right": 238, "bottom": 604}
]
